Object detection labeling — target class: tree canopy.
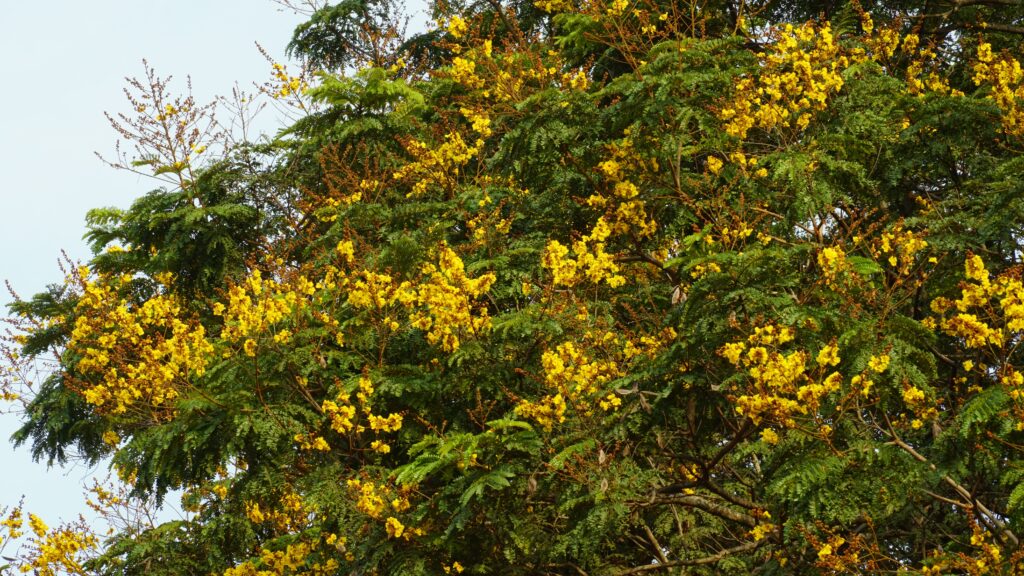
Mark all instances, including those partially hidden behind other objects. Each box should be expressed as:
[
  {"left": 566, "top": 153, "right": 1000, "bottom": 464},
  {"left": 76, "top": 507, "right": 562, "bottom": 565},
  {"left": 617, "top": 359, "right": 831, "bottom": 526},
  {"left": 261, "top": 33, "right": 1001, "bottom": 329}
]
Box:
[{"left": 4, "top": 0, "right": 1024, "bottom": 574}]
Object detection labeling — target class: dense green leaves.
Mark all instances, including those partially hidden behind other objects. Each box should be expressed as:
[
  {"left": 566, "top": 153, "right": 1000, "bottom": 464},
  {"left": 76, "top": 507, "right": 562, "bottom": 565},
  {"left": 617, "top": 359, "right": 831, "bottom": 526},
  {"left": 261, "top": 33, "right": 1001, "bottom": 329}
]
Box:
[{"left": 6, "top": 1, "right": 1024, "bottom": 575}]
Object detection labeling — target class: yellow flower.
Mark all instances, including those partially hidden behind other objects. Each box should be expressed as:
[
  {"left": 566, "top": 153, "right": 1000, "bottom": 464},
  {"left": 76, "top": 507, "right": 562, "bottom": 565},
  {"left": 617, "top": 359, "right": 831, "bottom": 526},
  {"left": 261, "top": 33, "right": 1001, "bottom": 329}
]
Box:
[
  {"left": 706, "top": 156, "right": 723, "bottom": 174},
  {"left": 750, "top": 524, "right": 772, "bottom": 541},
  {"left": 444, "top": 561, "right": 466, "bottom": 573},
  {"left": 599, "top": 392, "right": 622, "bottom": 411},
  {"left": 965, "top": 254, "right": 988, "bottom": 282},
  {"left": 719, "top": 342, "right": 746, "bottom": 365},
  {"left": 336, "top": 240, "right": 355, "bottom": 263},
  {"left": 868, "top": 354, "right": 890, "bottom": 373},
  {"left": 102, "top": 430, "right": 120, "bottom": 447},
  {"left": 28, "top": 513, "right": 48, "bottom": 538},
  {"left": 816, "top": 343, "right": 840, "bottom": 367},
  {"left": 447, "top": 15, "right": 468, "bottom": 39},
  {"left": 385, "top": 517, "right": 405, "bottom": 538},
  {"left": 903, "top": 386, "right": 926, "bottom": 406}
]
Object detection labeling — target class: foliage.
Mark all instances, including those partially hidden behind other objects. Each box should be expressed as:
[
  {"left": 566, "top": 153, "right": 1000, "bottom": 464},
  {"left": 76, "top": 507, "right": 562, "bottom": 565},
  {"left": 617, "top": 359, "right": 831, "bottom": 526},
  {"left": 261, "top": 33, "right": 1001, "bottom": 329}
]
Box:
[{"left": 5, "top": 0, "right": 1024, "bottom": 574}]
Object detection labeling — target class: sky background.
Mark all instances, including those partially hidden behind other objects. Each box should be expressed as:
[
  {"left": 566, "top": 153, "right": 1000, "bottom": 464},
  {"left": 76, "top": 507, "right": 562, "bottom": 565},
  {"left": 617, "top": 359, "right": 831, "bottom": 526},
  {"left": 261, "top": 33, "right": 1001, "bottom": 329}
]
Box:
[{"left": 0, "top": 0, "right": 323, "bottom": 527}]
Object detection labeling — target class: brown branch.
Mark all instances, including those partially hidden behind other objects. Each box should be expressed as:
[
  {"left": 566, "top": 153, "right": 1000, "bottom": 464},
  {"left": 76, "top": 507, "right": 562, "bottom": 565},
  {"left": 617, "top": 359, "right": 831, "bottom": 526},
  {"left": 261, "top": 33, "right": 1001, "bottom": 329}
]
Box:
[
  {"left": 616, "top": 541, "right": 762, "bottom": 574},
  {"left": 704, "top": 478, "right": 759, "bottom": 511},
  {"left": 642, "top": 494, "right": 758, "bottom": 528},
  {"left": 482, "top": 0, "right": 516, "bottom": 39},
  {"left": 952, "top": 0, "right": 1023, "bottom": 7},
  {"left": 614, "top": 252, "right": 678, "bottom": 284},
  {"left": 884, "top": 420, "right": 1019, "bottom": 548},
  {"left": 657, "top": 419, "right": 754, "bottom": 496},
  {"left": 542, "top": 563, "right": 589, "bottom": 576},
  {"left": 968, "top": 22, "right": 1024, "bottom": 34},
  {"left": 643, "top": 524, "right": 670, "bottom": 565}
]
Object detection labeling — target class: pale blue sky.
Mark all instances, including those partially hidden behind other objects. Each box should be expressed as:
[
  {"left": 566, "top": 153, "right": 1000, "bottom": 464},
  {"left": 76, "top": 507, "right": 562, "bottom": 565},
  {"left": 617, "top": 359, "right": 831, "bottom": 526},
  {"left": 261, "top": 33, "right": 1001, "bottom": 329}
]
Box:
[{"left": 0, "top": 0, "right": 310, "bottom": 525}]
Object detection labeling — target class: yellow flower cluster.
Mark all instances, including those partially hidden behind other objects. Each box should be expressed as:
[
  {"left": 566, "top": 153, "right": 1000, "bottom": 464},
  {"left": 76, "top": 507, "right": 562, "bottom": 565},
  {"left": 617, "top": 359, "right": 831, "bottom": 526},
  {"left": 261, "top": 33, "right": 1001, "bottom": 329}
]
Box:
[
  {"left": 296, "top": 374, "right": 404, "bottom": 454},
  {"left": 867, "top": 354, "right": 890, "bottom": 373},
  {"left": 719, "top": 22, "right": 846, "bottom": 137},
  {"left": 446, "top": 15, "right": 468, "bottom": 39},
  {"left": 605, "top": 0, "right": 628, "bottom": 16},
  {"left": 347, "top": 270, "right": 414, "bottom": 311},
  {"left": 1002, "top": 370, "right": 1024, "bottom": 406},
  {"left": 489, "top": 66, "right": 526, "bottom": 102},
  {"left": 347, "top": 479, "right": 387, "bottom": 518},
  {"left": 874, "top": 224, "right": 928, "bottom": 275},
  {"left": 18, "top": 515, "right": 98, "bottom": 576},
  {"left": 860, "top": 16, "right": 964, "bottom": 99},
  {"left": 817, "top": 245, "right": 848, "bottom": 288},
  {"left": 928, "top": 255, "right": 1024, "bottom": 350},
  {"left": 265, "top": 543, "right": 310, "bottom": 573},
  {"left": 69, "top": 270, "right": 213, "bottom": 415},
  {"left": 408, "top": 246, "right": 497, "bottom": 352},
  {"left": 973, "top": 43, "right": 1024, "bottom": 136},
  {"left": 544, "top": 341, "right": 622, "bottom": 398},
  {"left": 1, "top": 503, "right": 23, "bottom": 546},
  {"left": 321, "top": 390, "right": 356, "bottom": 435},
  {"left": 155, "top": 103, "right": 174, "bottom": 120},
  {"left": 368, "top": 412, "right": 403, "bottom": 432},
  {"left": 706, "top": 156, "right": 723, "bottom": 175},
  {"left": 864, "top": 21, "right": 900, "bottom": 61},
  {"left": 586, "top": 141, "right": 658, "bottom": 238},
  {"left": 542, "top": 218, "right": 626, "bottom": 288},
  {"left": 714, "top": 219, "right": 755, "bottom": 249},
  {"left": 393, "top": 131, "right": 483, "bottom": 197},
  {"left": 460, "top": 106, "right": 493, "bottom": 138},
  {"left": 516, "top": 327, "right": 673, "bottom": 430},
  {"left": 215, "top": 270, "right": 316, "bottom": 356},
  {"left": 344, "top": 479, "right": 420, "bottom": 540},
  {"left": 966, "top": 525, "right": 1004, "bottom": 573},
  {"left": 689, "top": 262, "right": 722, "bottom": 280},
  {"left": 941, "top": 313, "right": 1002, "bottom": 349},
  {"left": 622, "top": 327, "right": 678, "bottom": 359},
  {"left": 448, "top": 56, "right": 486, "bottom": 89},
  {"left": 721, "top": 326, "right": 844, "bottom": 428},
  {"left": 905, "top": 45, "right": 961, "bottom": 97},
  {"left": 466, "top": 203, "right": 513, "bottom": 242},
  {"left": 561, "top": 68, "right": 590, "bottom": 91},
  {"left": 533, "top": 0, "right": 572, "bottom": 13},
  {"left": 270, "top": 62, "right": 307, "bottom": 99},
  {"left": 385, "top": 516, "right": 404, "bottom": 538},
  {"left": 816, "top": 342, "right": 840, "bottom": 367},
  {"left": 927, "top": 255, "right": 1024, "bottom": 429},
  {"left": 245, "top": 491, "right": 308, "bottom": 533},
  {"left": 293, "top": 433, "right": 331, "bottom": 451},
  {"left": 515, "top": 392, "right": 568, "bottom": 431},
  {"left": 222, "top": 540, "right": 341, "bottom": 576},
  {"left": 83, "top": 479, "right": 126, "bottom": 517},
  {"left": 749, "top": 324, "right": 795, "bottom": 347},
  {"left": 340, "top": 247, "right": 496, "bottom": 352},
  {"left": 817, "top": 536, "right": 845, "bottom": 560}
]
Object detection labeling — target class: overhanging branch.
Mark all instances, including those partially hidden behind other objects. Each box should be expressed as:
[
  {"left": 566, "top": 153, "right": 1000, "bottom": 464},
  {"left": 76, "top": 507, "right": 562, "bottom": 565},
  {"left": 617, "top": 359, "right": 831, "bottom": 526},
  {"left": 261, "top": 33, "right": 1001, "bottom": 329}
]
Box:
[{"left": 616, "top": 541, "right": 763, "bottom": 575}]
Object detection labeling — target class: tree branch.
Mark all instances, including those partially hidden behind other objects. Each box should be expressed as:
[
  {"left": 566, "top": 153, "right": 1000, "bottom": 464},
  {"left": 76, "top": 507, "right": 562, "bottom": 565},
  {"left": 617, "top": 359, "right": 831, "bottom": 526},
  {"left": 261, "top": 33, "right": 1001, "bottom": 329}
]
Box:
[
  {"left": 642, "top": 494, "right": 758, "bottom": 528},
  {"left": 967, "top": 22, "right": 1024, "bottom": 35},
  {"left": 643, "top": 524, "right": 670, "bottom": 565},
  {"left": 952, "top": 0, "right": 1023, "bottom": 7},
  {"left": 616, "top": 541, "right": 762, "bottom": 574},
  {"left": 885, "top": 420, "right": 1019, "bottom": 548}
]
